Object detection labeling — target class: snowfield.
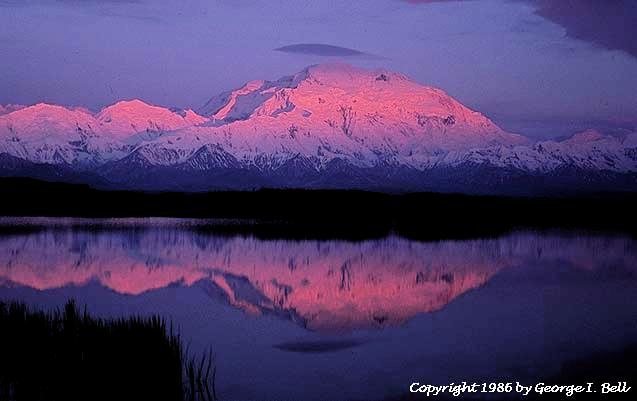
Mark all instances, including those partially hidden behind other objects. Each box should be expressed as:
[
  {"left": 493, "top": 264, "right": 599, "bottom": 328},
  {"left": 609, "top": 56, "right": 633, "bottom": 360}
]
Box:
[{"left": 1, "top": 64, "right": 636, "bottom": 192}]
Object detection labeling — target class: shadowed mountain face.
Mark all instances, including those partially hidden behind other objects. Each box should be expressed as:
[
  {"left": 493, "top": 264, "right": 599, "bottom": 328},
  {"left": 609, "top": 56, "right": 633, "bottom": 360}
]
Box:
[
  {"left": 1, "top": 64, "right": 636, "bottom": 194},
  {"left": 1, "top": 218, "right": 635, "bottom": 331}
]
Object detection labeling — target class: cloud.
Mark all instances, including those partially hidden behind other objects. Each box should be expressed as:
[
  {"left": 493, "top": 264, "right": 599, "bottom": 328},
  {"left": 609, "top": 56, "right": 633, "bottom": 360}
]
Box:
[
  {"left": 401, "top": 0, "right": 637, "bottom": 58},
  {"left": 274, "top": 43, "right": 369, "bottom": 57},
  {"left": 527, "top": 0, "right": 637, "bottom": 58}
]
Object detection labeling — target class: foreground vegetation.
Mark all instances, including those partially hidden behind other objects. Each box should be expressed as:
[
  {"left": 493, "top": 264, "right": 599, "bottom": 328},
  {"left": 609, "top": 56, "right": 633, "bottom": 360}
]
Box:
[{"left": 0, "top": 301, "right": 216, "bottom": 401}]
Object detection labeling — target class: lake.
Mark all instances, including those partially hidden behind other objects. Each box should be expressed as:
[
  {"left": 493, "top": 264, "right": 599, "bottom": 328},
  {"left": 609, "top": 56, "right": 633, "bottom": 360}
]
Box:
[{"left": 0, "top": 217, "right": 636, "bottom": 401}]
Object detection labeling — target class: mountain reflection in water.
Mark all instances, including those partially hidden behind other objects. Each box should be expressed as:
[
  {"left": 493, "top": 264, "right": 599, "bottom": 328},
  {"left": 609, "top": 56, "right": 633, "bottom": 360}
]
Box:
[{"left": 1, "top": 218, "right": 635, "bottom": 332}]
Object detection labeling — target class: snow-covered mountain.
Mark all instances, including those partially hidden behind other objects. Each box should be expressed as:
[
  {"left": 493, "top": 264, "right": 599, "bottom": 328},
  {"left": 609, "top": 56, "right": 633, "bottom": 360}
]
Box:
[
  {"left": 0, "top": 100, "right": 206, "bottom": 166},
  {"left": 1, "top": 64, "right": 636, "bottom": 194}
]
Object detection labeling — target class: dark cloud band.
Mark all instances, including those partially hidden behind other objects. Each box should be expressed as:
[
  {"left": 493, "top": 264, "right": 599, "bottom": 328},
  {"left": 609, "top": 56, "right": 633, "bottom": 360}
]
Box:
[
  {"left": 530, "top": 0, "right": 637, "bottom": 58},
  {"left": 401, "top": 0, "right": 637, "bottom": 59}
]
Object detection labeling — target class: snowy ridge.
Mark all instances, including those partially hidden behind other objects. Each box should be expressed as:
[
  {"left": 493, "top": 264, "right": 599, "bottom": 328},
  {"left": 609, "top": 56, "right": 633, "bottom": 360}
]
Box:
[
  {"left": 1, "top": 64, "right": 636, "bottom": 193},
  {"left": 0, "top": 104, "right": 25, "bottom": 116}
]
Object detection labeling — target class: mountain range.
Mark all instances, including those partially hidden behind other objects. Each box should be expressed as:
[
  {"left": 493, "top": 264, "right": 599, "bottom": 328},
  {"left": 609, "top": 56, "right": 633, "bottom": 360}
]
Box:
[{"left": 1, "top": 64, "right": 636, "bottom": 194}]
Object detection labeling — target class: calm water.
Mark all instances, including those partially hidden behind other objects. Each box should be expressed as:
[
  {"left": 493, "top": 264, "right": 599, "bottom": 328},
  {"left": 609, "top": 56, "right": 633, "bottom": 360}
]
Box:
[{"left": 1, "top": 217, "right": 636, "bottom": 401}]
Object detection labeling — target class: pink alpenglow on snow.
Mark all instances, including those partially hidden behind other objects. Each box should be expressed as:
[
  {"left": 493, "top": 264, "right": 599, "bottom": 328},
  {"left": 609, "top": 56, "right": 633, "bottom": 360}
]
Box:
[{"left": 0, "top": 64, "right": 636, "bottom": 193}]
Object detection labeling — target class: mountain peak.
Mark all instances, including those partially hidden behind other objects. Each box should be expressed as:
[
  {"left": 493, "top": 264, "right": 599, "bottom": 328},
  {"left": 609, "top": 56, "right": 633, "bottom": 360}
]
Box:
[
  {"left": 296, "top": 63, "right": 410, "bottom": 88},
  {"left": 5, "top": 65, "right": 635, "bottom": 194},
  {"left": 196, "top": 64, "right": 526, "bottom": 152},
  {"left": 2, "top": 102, "right": 94, "bottom": 123},
  {"left": 19, "top": 102, "right": 74, "bottom": 114},
  {"left": 200, "top": 64, "right": 419, "bottom": 119},
  {"left": 99, "top": 99, "right": 157, "bottom": 114},
  {"left": 565, "top": 129, "right": 609, "bottom": 144},
  {"left": 97, "top": 99, "right": 206, "bottom": 137}
]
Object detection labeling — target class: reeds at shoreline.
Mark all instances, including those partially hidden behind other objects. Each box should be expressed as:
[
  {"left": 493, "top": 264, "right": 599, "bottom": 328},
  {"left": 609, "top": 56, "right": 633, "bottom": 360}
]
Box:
[{"left": 0, "top": 300, "right": 216, "bottom": 401}]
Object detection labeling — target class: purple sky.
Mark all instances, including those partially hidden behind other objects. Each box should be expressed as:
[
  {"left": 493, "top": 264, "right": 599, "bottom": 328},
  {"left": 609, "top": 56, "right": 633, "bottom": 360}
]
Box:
[{"left": 1, "top": 0, "right": 636, "bottom": 138}]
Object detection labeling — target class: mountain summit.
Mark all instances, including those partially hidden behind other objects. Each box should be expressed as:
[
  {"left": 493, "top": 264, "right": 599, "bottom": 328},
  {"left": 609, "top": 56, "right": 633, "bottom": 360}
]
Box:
[
  {"left": 1, "top": 64, "right": 636, "bottom": 194},
  {"left": 199, "top": 63, "right": 527, "bottom": 156}
]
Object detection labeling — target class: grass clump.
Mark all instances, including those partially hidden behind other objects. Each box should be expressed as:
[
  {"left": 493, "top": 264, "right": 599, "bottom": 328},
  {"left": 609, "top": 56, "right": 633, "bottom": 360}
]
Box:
[{"left": 0, "top": 300, "right": 216, "bottom": 401}]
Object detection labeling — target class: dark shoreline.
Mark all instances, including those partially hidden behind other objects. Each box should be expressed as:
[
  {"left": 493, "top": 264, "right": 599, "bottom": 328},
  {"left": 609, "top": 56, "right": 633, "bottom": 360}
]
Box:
[
  {"left": 1, "top": 177, "right": 636, "bottom": 241},
  {"left": 0, "top": 300, "right": 216, "bottom": 401}
]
